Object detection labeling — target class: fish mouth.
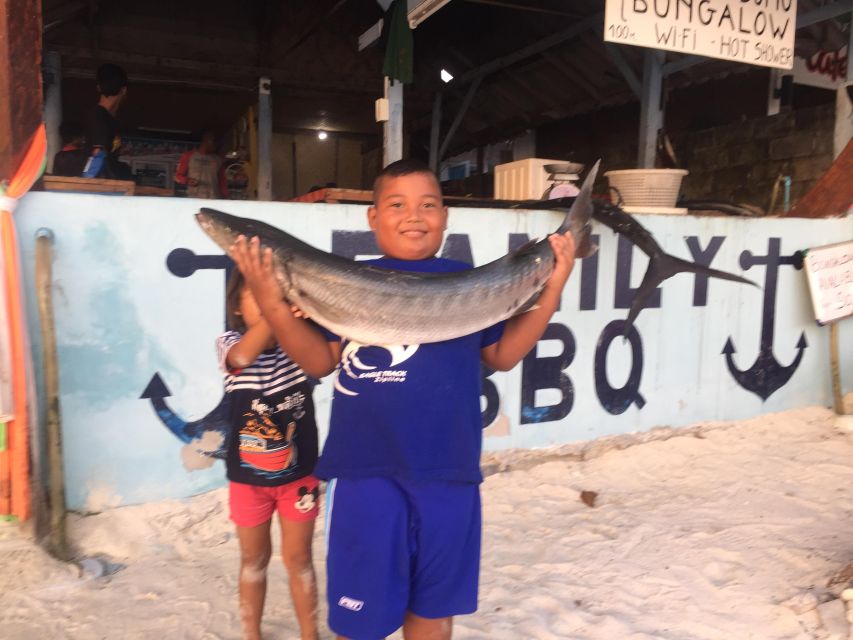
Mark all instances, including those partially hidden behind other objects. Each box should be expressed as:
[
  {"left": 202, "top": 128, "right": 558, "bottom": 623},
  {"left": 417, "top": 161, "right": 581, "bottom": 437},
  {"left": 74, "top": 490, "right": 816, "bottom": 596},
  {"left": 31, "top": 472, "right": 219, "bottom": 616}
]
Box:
[
  {"left": 195, "top": 211, "right": 213, "bottom": 232},
  {"left": 195, "top": 210, "right": 235, "bottom": 249}
]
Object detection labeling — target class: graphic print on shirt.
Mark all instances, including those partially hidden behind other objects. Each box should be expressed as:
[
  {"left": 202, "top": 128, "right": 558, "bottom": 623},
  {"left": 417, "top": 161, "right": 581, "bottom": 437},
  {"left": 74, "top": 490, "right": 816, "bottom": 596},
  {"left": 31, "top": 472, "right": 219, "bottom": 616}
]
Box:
[
  {"left": 238, "top": 397, "right": 299, "bottom": 477},
  {"left": 334, "top": 341, "right": 419, "bottom": 397}
]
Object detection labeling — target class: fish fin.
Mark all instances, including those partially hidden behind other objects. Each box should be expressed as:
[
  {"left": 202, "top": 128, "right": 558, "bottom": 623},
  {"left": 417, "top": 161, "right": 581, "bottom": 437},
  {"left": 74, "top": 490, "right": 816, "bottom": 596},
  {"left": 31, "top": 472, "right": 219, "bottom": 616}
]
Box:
[
  {"left": 655, "top": 254, "right": 758, "bottom": 288},
  {"left": 622, "top": 266, "right": 665, "bottom": 336},
  {"left": 556, "top": 159, "right": 600, "bottom": 237},
  {"left": 622, "top": 253, "right": 758, "bottom": 336}
]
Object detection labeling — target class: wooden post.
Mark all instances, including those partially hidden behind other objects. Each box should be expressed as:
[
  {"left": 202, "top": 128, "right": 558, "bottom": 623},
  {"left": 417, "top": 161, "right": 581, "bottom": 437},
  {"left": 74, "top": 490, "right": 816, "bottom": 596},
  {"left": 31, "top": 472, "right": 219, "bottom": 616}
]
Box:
[
  {"left": 830, "top": 322, "right": 846, "bottom": 415},
  {"left": 0, "top": 0, "right": 44, "bottom": 179},
  {"left": 638, "top": 50, "right": 664, "bottom": 169},
  {"left": 257, "top": 77, "right": 272, "bottom": 201},
  {"left": 383, "top": 76, "right": 403, "bottom": 167},
  {"left": 428, "top": 92, "right": 442, "bottom": 173},
  {"left": 36, "top": 229, "right": 69, "bottom": 559},
  {"left": 43, "top": 51, "right": 62, "bottom": 174}
]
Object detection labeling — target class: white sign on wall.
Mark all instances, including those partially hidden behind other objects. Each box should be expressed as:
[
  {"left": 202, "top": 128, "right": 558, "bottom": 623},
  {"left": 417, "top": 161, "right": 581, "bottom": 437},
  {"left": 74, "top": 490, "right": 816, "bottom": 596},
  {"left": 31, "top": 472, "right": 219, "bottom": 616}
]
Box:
[
  {"left": 604, "top": 0, "right": 797, "bottom": 70},
  {"left": 804, "top": 240, "right": 853, "bottom": 325}
]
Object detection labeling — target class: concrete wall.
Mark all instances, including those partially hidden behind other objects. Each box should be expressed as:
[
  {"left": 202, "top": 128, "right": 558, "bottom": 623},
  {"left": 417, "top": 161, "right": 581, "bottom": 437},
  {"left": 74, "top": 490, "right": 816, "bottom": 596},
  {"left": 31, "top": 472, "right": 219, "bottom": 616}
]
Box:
[
  {"left": 671, "top": 104, "right": 836, "bottom": 210},
  {"left": 13, "top": 192, "right": 853, "bottom": 511},
  {"left": 535, "top": 69, "right": 843, "bottom": 211}
]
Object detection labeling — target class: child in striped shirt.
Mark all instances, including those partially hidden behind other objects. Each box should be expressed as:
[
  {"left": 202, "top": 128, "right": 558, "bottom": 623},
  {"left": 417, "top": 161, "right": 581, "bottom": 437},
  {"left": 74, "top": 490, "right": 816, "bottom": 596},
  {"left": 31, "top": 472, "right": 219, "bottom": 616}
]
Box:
[{"left": 217, "top": 269, "right": 320, "bottom": 640}]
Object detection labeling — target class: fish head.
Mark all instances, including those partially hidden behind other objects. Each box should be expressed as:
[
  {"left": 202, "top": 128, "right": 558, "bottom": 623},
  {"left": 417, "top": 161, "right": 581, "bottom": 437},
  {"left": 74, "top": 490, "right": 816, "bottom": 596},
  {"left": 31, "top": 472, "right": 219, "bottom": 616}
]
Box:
[
  {"left": 195, "top": 208, "right": 303, "bottom": 306},
  {"left": 196, "top": 208, "right": 247, "bottom": 251},
  {"left": 195, "top": 208, "right": 288, "bottom": 255}
]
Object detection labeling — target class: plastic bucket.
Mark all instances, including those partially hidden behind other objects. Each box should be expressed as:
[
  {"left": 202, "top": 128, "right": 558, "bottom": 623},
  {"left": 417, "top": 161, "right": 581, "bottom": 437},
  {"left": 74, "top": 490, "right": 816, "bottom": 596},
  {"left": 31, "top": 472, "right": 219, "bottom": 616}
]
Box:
[{"left": 604, "top": 169, "right": 688, "bottom": 208}]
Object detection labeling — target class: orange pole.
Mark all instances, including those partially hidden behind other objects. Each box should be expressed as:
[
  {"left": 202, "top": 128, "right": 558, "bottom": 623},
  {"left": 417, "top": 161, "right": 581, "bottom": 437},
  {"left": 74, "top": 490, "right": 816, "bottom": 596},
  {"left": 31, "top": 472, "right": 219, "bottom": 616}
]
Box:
[
  {"left": 1, "top": 211, "right": 29, "bottom": 519},
  {"left": 1, "top": 123, "right": 47, "bottom": 521}
]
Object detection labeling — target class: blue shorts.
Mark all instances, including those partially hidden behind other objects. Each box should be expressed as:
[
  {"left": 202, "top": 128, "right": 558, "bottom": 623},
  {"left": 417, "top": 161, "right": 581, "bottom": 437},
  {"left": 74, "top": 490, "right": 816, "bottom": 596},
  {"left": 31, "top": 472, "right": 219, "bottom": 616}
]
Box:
[{"left": 324, "top": 477, "right": 481, "bottom": 640}]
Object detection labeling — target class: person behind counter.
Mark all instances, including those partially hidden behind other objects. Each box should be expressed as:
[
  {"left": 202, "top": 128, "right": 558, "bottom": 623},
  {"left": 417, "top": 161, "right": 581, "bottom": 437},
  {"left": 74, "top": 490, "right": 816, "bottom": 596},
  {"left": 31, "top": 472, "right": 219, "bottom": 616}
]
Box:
[
  {"left": 174, "top": 129, "right": 230, "bottom": 199},
  {"left": 81, "top": 63, "right": 132, "bottom": 180}
]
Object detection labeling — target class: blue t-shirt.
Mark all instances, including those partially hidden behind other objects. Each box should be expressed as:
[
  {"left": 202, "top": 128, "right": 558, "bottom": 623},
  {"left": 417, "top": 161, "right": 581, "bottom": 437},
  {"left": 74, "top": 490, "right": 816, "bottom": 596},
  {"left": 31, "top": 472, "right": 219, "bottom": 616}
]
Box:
[{"left": 314, "top": 257, "right": 504, "bottom": 484}]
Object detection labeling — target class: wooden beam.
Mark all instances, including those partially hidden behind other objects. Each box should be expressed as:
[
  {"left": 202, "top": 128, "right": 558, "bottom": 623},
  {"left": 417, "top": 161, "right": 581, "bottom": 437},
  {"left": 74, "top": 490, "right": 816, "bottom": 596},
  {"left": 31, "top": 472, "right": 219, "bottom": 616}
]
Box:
[
  {"left": 87, "top": 0, "right": 98, "bottom": 50},
  {"left": 463, "top": 0, "right": 580, "bottom": 18},
  {"left": 797, "top": 0, "right": 852, "bottom": 28},
  {"left": 503, "top": 67, "right": 565, "bottom": 118},
  {"left": 254, "top": 0, "right": 277, "bottom": 68},
  {"left": 42, "top": 0, "right": 87, "bottom": 32},
  {"left": 438, "top": 75, "right": 482, "bottom": 161},
  {"left": 547, "top": 47, "right": 607, "bottom": 103},
  {"left": 442, "top": 42, "right": 533, "bottom": 122},
  {"left": 542, "top": 50, "right": 605, "bottom": 103},
  {"left": 452, "top": 12, "right": 601, "bottom": 88},
  {"left": 662, "top": 54, "right": 704, "bottom": 77},
  {"left": 0, "top": 0, "right": 43, "bottom": 179},
  {"left": 51, "top": 45, "right": 379, "bottom": 95},
  {"left": 281, "top": 0, "right": 351, "bottom": 57},
  {"left": 604, "top": 43, "right": 641, "bottom": 98}
]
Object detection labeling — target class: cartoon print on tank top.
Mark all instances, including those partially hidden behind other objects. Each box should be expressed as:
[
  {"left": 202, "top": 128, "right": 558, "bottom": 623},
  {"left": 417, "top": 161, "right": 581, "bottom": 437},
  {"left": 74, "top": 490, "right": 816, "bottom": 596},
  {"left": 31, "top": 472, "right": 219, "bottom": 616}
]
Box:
[{"left": 238, "top": 398, "right": 298, "bottom": 474}]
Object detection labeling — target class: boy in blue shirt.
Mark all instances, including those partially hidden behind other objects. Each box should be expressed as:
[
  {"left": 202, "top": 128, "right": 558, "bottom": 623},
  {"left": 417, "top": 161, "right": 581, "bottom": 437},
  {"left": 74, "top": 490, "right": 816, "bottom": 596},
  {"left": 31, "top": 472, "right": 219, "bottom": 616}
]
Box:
[{"left": 230, "top": 159, "right": 576, "bottom": 640}]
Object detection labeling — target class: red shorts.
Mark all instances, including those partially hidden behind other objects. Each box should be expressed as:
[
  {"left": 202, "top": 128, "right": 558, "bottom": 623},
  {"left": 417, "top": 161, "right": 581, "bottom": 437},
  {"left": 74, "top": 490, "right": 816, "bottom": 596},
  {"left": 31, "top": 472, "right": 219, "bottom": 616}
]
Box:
[{"left": 229, "top": 477, "right": 320, "bottom": 528}]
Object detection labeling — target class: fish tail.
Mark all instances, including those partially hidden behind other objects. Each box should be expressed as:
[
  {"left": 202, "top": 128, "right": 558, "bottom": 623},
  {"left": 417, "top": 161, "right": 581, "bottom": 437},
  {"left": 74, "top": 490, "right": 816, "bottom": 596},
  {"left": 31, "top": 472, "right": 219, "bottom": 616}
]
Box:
[
  {"left": 557, "top": 160, "right": 600, "bottom": 259},
  {"left": 623, "top": 253, "right": 757, "bottom": 336}
]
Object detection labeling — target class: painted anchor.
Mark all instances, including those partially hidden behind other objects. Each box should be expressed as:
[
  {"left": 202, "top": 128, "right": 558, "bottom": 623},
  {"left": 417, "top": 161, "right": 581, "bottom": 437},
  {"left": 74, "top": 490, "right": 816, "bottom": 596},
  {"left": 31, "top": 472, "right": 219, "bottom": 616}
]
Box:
[
  {"left": 142, "top": 247, "right": 235, "bottom": 456},
  {"left": 140, "top": 373, "right": 231, "bottom": 458},
  {"left": 167, "top": 247, "right": 234, "bottom": 329},
  {"left": 722, "top": 238, "right": 807, "bottom": 401}
]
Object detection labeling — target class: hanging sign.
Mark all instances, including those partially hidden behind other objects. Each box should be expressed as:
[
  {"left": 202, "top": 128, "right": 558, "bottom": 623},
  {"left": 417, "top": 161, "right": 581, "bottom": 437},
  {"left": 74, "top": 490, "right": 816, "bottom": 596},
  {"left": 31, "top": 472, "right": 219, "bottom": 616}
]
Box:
[
  {"left": 803, "top": 240, "right": 853, "bottom": 325},
  {"left": 604, "top": 0, "right": 797, "bottom": 70}
]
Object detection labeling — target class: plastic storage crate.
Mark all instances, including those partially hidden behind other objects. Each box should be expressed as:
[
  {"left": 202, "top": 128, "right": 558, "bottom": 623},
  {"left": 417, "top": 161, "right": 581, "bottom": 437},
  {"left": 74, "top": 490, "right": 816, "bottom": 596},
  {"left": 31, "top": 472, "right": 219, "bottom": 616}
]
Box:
[{"left": 494, "top": 158, "right": 565, "bottom": 200}]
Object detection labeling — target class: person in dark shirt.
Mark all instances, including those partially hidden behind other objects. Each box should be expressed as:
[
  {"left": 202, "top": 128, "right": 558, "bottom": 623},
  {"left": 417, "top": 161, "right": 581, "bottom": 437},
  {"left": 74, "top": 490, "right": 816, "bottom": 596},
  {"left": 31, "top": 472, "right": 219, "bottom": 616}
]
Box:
[
  {"left": 51, "top": 122, "right": 87, "bottom": 177},
  {"left": 82, "top": 63, "right": 132, "bottom": 180}
]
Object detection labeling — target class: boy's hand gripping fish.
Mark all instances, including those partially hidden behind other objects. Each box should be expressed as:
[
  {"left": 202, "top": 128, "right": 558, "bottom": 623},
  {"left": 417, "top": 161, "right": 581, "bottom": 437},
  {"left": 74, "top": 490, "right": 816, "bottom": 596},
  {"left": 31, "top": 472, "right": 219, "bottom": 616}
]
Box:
[{"left": 196, "top": 161, "right": 755, "bottom": 344}]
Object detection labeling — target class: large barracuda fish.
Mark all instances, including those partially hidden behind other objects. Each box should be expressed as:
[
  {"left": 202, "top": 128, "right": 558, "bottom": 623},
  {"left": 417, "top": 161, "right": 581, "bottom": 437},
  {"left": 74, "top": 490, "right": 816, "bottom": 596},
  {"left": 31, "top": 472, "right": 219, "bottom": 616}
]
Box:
[{"left": 196, "top": 162, "right": 754, "bottom": 344}]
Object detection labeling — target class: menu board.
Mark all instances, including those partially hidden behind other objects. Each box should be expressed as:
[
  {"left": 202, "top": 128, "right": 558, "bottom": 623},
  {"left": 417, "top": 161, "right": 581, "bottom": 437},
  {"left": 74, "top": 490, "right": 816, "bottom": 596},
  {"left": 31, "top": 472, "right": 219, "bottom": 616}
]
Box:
[{"left": 803, "top": 240, "right": 853, "bottom": 325}]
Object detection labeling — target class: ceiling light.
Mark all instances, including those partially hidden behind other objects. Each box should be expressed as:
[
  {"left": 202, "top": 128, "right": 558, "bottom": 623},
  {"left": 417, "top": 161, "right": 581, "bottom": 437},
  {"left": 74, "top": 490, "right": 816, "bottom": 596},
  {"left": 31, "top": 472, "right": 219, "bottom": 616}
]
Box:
[
  {"left": 318, "top": 130, "right": 328, "bottom": 140},
  {"left": 440, "top": 69, "right": 453, "bottom": 83}
]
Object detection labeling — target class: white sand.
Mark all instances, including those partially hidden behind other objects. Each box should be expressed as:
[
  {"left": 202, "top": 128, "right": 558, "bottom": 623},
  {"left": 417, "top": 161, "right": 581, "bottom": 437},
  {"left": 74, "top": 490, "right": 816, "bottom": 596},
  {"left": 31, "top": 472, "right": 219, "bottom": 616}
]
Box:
[{"left": 2, "top": 403, "right": 852, "bottom": 640}]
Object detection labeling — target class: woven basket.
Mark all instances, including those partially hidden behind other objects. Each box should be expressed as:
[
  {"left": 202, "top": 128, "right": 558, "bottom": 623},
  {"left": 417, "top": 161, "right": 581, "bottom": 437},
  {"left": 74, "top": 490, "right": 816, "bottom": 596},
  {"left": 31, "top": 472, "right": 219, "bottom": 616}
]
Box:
[{"left": 604, "top": 169, "right": 688, "bottom": 208}]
